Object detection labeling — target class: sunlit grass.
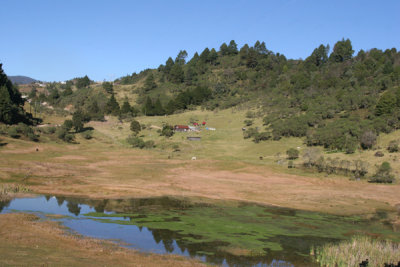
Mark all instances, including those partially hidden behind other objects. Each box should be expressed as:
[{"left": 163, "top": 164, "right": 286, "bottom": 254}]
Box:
[{"left": 313, "top": 235, "right": 400, "bottom": 267}]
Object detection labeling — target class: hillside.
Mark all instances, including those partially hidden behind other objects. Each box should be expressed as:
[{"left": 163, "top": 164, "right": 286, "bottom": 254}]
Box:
[
  {"left": 21, "top": 38, "right": 400, "bottom": 157},
  {"left": 8, "top": 75, "right": 37, "bottom": 84}
]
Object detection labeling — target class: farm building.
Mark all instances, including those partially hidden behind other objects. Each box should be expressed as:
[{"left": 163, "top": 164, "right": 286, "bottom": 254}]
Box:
[{"left": 174, "top": 125, "right": 190, "bottom": 132}]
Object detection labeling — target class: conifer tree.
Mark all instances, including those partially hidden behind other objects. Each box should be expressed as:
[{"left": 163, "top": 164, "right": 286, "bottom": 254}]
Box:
[
  {"left": 153, "top": 98, "right": 165, "bottom": 115},
  {"left": 105, "top": 94, "right": 120, "bottom": 115}
]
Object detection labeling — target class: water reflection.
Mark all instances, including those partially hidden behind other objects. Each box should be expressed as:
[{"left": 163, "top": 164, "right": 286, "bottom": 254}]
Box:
[{"left": 3, "top": 195, "right": 396, "bottom": 267}]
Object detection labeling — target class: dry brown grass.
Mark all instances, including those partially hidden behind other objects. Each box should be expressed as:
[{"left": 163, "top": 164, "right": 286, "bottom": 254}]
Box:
[
  {"left": 1, "top": 136, "right": 399, "bottom": 216},
  {"left": 0, "top": 213, "right": 206, "bottom": 267}
]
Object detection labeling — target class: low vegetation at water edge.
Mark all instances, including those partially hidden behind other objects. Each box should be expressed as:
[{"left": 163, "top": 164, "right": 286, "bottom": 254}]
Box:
[{"left": 313, "top": 235, "right": 400, "bottom": 267}]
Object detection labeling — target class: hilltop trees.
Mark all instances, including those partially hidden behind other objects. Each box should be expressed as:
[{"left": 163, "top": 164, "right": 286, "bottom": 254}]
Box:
[
  {"left": 329, "top": 38, "right": 354, "bottom": 62},
  {"left": 75, "top": 75, "right": 91, "bottom": 89},
  {"left": 306, "top": 44, "right": 329, "bottom": 67},
  {"left": 102, "top": 81, "right": 113, "bottom": 94}
]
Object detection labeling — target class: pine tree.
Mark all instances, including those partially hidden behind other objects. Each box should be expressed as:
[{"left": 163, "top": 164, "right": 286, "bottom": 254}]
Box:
[
  {"left": 0, "top": 86, "right": 14, "bottom": 124},
  {"left": 105, "top": 94, "right": 120, "bottom": 115},
  {"left": 208, "top": 48, "right": 218, "bottom": 65},
  {"left": 175, "top": 50, "right": 188, "bottom": 65},
  {"left": 220, "top": 43, "right": 229, "bottom": 56},
  {"left": 153, "top": 98, "right": 165, "bottom": 115},
  {"left": 143, "top": 96, "right": 154, "bottom": 116},
  {"left": 329, "top": 38, "right": 354, "bottom": 62},
  {"left": 121, "top": 98, "right": 132, "bottom": 114},
  {"left": 72, "top": 109, "right": 84, "bottom": 132},
  {"left": 169, "top": 64, "right": 184, "bottom": 83},
  {"left": 228, "top": 40, "right": 238, "bottom": 55},
  {"left": 144, "top": 73, "right": 157, "bottom": 92}
]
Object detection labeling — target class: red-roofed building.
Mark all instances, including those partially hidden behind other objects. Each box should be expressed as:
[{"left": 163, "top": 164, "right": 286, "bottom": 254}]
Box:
[{"left": 174, "top": 125, "right": 190, "bottom": 132}]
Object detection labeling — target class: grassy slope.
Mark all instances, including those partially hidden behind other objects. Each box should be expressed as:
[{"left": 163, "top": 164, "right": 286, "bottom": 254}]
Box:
[{"left": 1, "top": 108, "right": 400, "bottom": 216}]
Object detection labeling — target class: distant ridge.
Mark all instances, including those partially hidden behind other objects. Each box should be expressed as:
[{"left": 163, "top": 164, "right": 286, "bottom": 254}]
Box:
[{"left": 8, "top": 75, "right": 37, "bottom": 84}]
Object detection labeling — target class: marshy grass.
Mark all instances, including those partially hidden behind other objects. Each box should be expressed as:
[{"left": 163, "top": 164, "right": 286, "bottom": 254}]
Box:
[
  {"left": 313, "top": 235, "right": 400, "bottom": 267},
  {"left": 0, "top": 184, "right": 30, "bottom": 200}
]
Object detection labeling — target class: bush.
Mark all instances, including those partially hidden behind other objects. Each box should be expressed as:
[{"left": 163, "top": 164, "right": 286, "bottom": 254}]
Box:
[
  {"left": 81, "top": 131, "right": 93, "bottom": 140},
  {"left": 243, "top": 127, "right": 258, "bottom": 139},
  {"left": 126, "top": 135, "right": 145, "bottom": 148},
  {"left": 56, "top": 127, "right": 75, "bottom": 143},
  {"left": 253, "top": 131, "right": 271, "bottom": 143},
  {"left": 172, "top": 144, "right": 180, "bottom": 152},
  {"left": 288, "top": 160, "right": 295, "bottom": 168},
  {"left": 387, "top": 140, "right": 399, "bottom": 153},
  {"left": 244, "top": 120, "right": 253, "bottom": 126},
  {"left": 43, "top": 126, "right": 56, "bottom": 134},
  {"left": 160, "top": 124, "right": 174, "bottom": 137},
  {"left": 130, "top": 120, "right": 141, "bottom": 135},
  {"left": 360, "top": 130, "right": 377, "bottom": 149},
  {"left": 245, "top": 111, "right": 255, "bottom": 119},
  {"left": 27, "top": 131, "right": 39, "bottom": 142},
  {"left": 63, "top": 120, "right": 73, "bottom": 131},
  {"left": 8, "top": 127, "right": 19, "bottom": 138},
  {"left": 369, "top": 161, "right": 395, "bottom": 183},
  {"left": 286, "top": 148, "right": 299, "bottom": 160},
  {"left": 144, "top": 140, "right": 155, "bottom": 149}
]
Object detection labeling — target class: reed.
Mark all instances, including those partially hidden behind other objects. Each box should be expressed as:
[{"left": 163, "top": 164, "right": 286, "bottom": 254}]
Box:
[{"left": 313, "top": 235, "right": 400, "bottom": 267}]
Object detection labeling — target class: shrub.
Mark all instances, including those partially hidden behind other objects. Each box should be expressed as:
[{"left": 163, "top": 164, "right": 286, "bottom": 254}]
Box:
[
  {"left": 160, "top": 124, "right": 174, "bottom": 137},
  {"left": 288, "top": 160, "right": 295, "bottom": 168},
  {"left": 43, "top": 126, "right": 56, "bottom": 134},
  {"left": 302, "top": 148, "right": 322, "bottom": 167},
  {"left": 354, "top": 160, "right": 369, "bottom": 178},
  {"left": 387, "top": 140, "right": 399, "bottom": 153},
  {"left": 253, "top": 131, "right": 271, "bottom": 143},
  {"left": 8, "top": 127, "right": 19, "bottom": 138},
  {"left": 27, "top": 131, "right": 39, "bottom": 142},
  {"left": 63, "top": 120, "right": 73, "bottom": 131},
  {"left": 245, "top": 111, "right": 255, "bottom": 119},
  {"left": 81, "top": 131, "right": 93, "bottom": 140},
  {"left": 126, "top": 135, "right": 145, "bottom": 148},
  {"left": 244, "top": 120, "right": 253, "bottom": 126},
  {"left": 286, "top": 148, "right": 299, "bottom": 160},
  {"left": 369, "top": 161, "right": 395, "bottom": 183},
  {"left": 130, "top": 120, "right": 141, "bottom": 135},
  {"left": 243, "top": 127, "right": 258, "bottom": 139},
  {"left": 144, "top": 140, "right": 155, "bottom": 149},
  {"left": 56, "top": 127, "right": 75, "bottom": 143},
  {"left": 64, "top": 133, "right": 75, "bottom": 143},
  {"left": 360, "top": 130, "right": 377, "bottom": 149}
]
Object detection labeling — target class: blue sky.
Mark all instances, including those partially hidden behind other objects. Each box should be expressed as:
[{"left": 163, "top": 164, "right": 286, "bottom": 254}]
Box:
[{"left": 1, "top": 0, "right": 399, "bottom": 82}]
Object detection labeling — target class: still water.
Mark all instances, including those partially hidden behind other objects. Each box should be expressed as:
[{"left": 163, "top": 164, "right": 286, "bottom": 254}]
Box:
[{"left": 1, "top": 196, "right": 398, "bottom": 267}]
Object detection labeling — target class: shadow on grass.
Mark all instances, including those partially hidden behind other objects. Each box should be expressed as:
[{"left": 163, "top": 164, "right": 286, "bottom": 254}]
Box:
[{"left": 82, "top": 127, "right": 94, "bottom": 132}]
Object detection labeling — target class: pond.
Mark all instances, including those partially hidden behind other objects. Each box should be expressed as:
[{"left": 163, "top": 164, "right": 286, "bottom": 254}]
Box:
[{"left": 1, "top": 195, "right": 399, "bottom": 267}]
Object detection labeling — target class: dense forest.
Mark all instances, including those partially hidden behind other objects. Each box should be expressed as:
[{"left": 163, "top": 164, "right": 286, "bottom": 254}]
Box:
[{"left": 2, "top": 39, "right": 400, "bottom": 153}]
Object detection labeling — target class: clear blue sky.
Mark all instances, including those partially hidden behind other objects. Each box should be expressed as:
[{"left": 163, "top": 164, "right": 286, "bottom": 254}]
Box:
[{"left": 1, "top": 0, "right": 399, "bottom": 82}]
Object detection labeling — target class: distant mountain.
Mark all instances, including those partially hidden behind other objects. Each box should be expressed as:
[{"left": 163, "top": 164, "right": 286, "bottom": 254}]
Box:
[{"left": 8, "top": 75, "right": 37, "bottom": 84}]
